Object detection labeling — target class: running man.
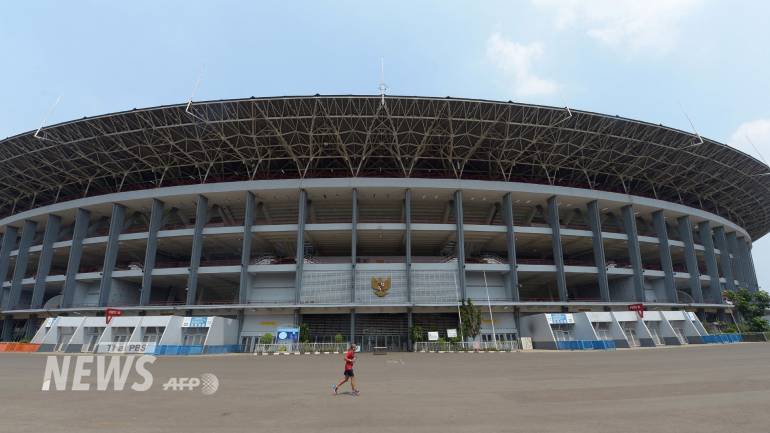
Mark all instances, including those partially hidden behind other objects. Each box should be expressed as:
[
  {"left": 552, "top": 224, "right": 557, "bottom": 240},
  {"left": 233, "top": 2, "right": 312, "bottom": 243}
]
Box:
[{"left": 333, "top": 343, "right": 359, "bottom": 395}]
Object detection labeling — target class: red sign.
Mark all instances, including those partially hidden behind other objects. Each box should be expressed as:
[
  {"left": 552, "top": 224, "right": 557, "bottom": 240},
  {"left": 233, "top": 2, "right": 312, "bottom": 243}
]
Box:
[
  {"left": 105, "top": 308, "right": 123, "bottom": 324},
  {"left": 628, "top": 303, "right": 644, "bottom": 318}
]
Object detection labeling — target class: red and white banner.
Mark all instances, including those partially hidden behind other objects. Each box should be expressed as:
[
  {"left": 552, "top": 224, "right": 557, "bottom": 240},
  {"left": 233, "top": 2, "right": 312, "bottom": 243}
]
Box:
[{"left": 628, "top": 303, "right": 644, "bottom": 318}]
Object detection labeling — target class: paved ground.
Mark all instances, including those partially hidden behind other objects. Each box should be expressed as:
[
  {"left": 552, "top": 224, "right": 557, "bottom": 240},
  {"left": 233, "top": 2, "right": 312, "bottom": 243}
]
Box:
[{"left": 1, "top": 344, "right": 769, "bottom": 433}]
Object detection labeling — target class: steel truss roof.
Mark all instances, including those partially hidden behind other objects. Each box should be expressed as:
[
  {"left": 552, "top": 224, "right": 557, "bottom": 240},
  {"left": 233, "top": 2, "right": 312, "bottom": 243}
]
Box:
[{"left": 1, "top": 95, "right": 769, "bottom": 238}]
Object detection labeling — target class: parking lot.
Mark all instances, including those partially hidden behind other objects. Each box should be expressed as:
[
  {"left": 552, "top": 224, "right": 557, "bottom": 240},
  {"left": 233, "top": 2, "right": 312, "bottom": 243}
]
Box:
[{"left": 1, "top": 343, "right": 769, "bottom": 433}]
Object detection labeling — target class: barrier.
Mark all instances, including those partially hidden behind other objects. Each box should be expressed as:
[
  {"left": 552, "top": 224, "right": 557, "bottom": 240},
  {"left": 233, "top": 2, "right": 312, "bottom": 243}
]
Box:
[
  {"left": 702, "top": 334, "right": 742, "bottom": 344},
  {"left": 556, "top": 340, "right": 616, "bottom": 351},
  {"left": 0, "top": 343, "right": 41, "bottom": 352},
  {"left": 252, "top": 343, "right": 348, "bottom": 354},
  {"left": 737, "top": 333, "right": 767, "bottom": 342},
  {"left": 152, "top": 345, "right": 205, "bottom": 355},
  {"left": 204, "top": 345, "right": 241, "bottom": 354},
  {"left": 413, "top": 341, "right": 518, "bottom": 352}
]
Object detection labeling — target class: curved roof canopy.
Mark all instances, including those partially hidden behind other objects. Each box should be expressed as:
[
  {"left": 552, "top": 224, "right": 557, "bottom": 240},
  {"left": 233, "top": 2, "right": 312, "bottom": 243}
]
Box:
[{"left": 2, "top": 95, "right": 769, "bottom": 237}]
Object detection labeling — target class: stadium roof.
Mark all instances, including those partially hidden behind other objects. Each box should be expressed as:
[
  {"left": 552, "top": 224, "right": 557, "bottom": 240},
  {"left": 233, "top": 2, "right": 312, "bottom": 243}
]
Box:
[{"left": 2, "top": 95, "right": 769, "bottom": 238}]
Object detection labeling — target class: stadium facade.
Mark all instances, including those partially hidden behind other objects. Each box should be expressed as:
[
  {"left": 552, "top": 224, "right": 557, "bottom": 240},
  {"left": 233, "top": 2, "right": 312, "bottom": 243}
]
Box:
[{"left": 0, "top": 95, "right": 767, "bottom": 351}]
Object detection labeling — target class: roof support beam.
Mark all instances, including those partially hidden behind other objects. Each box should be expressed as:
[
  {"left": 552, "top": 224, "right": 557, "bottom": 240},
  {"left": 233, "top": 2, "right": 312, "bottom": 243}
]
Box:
[
  {"left": 139, "top": 199, "right": 164, "bottom": 306},
  {"left": 185, "top": 195, "right": 208, "bottom": 305},
  {"left": 697, "top": 221, "right": 722, "bottom": 303},
  {"left": 587, "top": 201, "right": 610, "bottom": 302},
  {"left": 622, "top": 205, "right": 646, "bottom": 302},
  {"left": 653, "top": 211, "right": 678, "bottom": 303},
  {"left": 31, "top": 214, "right": 61, "bottom": 309},
  {"left": 678, "top": 216, "right": 703, "bottom": 303},
  {"left": 547, "top": 196, "right": 568, "bottom": 302},
  {"left": 61, "top": 208, "right": 90, "bottom": 308},
  {"left": 239, "top": 192, "right": 255, "bottom": 304},
  {"left": 98, "top": 204, "right": 126, "bottom": 307},
  {"left": 6, "top": 220, "right": 37, "bottom": 310}
]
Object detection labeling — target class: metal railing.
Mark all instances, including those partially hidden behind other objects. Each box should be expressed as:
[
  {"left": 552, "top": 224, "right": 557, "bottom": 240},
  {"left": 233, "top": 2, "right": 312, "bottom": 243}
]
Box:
[
  {"left": 413, "top": 341, "right": 518, "bottom": 352},
  {"left": 252, "top": 342, "right": 349, "bottom": 354}
]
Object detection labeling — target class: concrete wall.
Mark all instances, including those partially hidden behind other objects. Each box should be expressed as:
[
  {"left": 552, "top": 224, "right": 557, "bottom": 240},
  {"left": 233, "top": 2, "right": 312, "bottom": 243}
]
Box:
[
  {"left": 466, "top": 272, "right": 507, "bottom": 301},
  {"left": 240, "top": 313, "right": 295, "bottom": 337},
  {"left": 520, "top": 314, "right": 556, "bottom": 349},
  {"left": 249, "top": 273, "right": 294, "bottom": 303},
  {"left": 107, "top": 279, "right": 140, "bottom": 307}
]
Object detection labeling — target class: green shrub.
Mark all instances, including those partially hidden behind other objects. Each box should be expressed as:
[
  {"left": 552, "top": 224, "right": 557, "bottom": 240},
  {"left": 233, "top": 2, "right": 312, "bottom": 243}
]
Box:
[
  {"left": 724, "top": 288, "right": 770, "bottom": 332},
  {"left": 259, "top": 333, "right": 274, "bottom": 344},
  {"left": 334, "top": 333, "right": 345, "bottom": 344},
  {"left": 409, "top": 325, "right": 424, "bottom": 343},
  {"left": 460, "top": 298, "right": 481, "bottom": 340},
  {"left": 299, "top": 323, "right": 311, "bottom": 343}
]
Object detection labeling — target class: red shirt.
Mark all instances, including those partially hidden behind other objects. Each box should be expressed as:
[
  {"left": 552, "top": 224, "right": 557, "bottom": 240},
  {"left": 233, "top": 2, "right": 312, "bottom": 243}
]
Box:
[{"left": 344, "top": 349, "right": 355, "bottom": 370}]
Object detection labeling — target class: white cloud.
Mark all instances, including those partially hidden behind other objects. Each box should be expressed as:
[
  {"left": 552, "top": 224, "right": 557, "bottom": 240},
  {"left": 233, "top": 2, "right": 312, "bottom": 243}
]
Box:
[
  {"left": 728, "top": 118, "right": 770, "bottom": 163},
  {"left": 532, "top": 0, "right": 701, "bottom": 54},
  {"left": 486, "top": 33, "right": 558, "bottom": 98}
]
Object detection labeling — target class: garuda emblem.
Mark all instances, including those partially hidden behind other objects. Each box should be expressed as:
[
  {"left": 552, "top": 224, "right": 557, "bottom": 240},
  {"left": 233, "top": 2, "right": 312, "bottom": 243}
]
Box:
[{"left": 371, "top": 276, "right": 391, "bottom": 297}]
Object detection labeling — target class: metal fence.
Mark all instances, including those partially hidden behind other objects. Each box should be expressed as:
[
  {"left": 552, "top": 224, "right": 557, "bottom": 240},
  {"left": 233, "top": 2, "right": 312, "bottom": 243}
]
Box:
[
  {"left": 252, "top": 342, "right": 349, "bottom": 354},
  {"left": 730, "top": 332, "right": 770, "bottom": 342},
  {"left": 413, "top": 341, "right": 518, "bottom": 352},
  {"left": 556, "top": 340, "right": 616, "bottom": 351}
]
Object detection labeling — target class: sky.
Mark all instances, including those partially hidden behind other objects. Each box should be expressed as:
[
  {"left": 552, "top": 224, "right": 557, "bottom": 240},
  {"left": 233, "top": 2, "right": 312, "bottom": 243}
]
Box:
[{"left": 1, "top": 0, "right": 768, "bottom": 289}]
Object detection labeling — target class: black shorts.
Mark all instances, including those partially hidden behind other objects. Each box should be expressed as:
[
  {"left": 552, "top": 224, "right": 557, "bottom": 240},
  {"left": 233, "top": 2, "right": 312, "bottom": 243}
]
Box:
[{"left": 344, "top": 369, "right": 354, "bottom": 377}]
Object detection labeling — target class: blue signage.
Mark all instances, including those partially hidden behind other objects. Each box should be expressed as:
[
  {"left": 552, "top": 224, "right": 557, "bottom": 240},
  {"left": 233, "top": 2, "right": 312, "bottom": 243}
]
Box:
[{"left": 276, "top": 327, "right": 300, "bottom": 343}]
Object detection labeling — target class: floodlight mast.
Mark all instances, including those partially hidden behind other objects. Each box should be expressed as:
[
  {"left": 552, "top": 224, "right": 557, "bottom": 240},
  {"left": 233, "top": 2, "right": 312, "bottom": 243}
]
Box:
[
  {"left": 679, "top": 102, "right": 704, "bottom": 149},
  {"left": 33, "top": 95, "right": 62, "bottom": 141},
  {"left": 185, "top": 65, "right": 207, "bottom": 122},
  {"left": 378, "top": 58, "right": 388, "bottom": 107}
]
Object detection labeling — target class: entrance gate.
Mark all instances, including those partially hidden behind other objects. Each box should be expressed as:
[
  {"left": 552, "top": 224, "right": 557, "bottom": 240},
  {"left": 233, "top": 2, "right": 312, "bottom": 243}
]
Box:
[{"left": 354, "top": 313, "right": 408, "bottom": 352}]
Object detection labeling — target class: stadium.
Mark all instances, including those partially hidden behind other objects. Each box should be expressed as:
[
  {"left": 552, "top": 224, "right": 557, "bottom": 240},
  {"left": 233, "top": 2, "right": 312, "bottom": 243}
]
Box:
[{"left": 0, "top": 95, "right": 766, "bottom": 352}]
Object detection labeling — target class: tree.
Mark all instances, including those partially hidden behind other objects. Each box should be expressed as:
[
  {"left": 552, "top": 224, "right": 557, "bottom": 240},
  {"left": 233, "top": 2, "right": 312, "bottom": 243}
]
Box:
[
  {"left": 334, "top": 333, "right": 345, "bottom": 344},
  {"left": 409, "top": 325, "right": 424, "bottom": 343},
  {"left": 259, "top": 333, "right": 274, "bottom": 344},
  {"left": 299, "top": 323, "right": 311, "bottom": 343},
  {"left": 724, "top": 288, "right": 770, "bottom": 332},
  {"left": 459, "top": 298, "right": 482, "bottom": 340}
]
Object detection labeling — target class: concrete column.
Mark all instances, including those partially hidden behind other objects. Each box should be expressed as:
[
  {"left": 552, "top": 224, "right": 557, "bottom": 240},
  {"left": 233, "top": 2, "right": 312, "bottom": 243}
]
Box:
[
  {"left": 736, "top": 237, "right": 756, "bottom": 291},
  {"left": 0, "top": 226, "right": 19, "bottom": 307},
  {"left": 454, "top": 191, "right": 467, "bottom": 299},
  {"left": 294, "top": 190, "right": 307, "bottom": 304},
  {"left": 407, "top": 308, "right": 413, "bottom": 351},
  {"left": 546, "top": 196, "right": 568, "bottom": 301},
  {"left": 0, "top": 319, "right": 12, "bottom": 341},
  {"left": 6, "top": 220, "right": 37, "bottom": 310},
  {"left": 502, "top": 193, "right": 519, "bottom": 301},
  {"left": 140, "top": 199, "right": 164, "bottom": 306},
  {"left": 678, "top": 216, "right": 703, "bottom": 303},
  {"left": 733, "top": 239, "right": 746, "bottom": 289},
  {"left": 351, "top": 188, "right": 358, "bottom": 303},
  {"left": 31, "top": 215, "right": 61, "bottom": 309},
  {"left": 713, "top": 226, "right": 736, "bottom": 292},
  {"left": 742, "top": 239, "right": 759, "bottom": 291},
  {"left": 587, "top": 201, "right": 610, "bottom": 302},
  {"left": 514, "top": 308, "right": 521, "bottom": 338},
  {"left": 404, "top": 189, "right": 412, "bottom": 303},
  {"left": 726, "top": 232, "right": 744, "bottom": 289},
  {"left": 652, "top": 211, "right": 677, "bottom": 303},
  {"left": 697, "top": 221, "right": 722, "bottom": 303},
  {"left": 239, "top": 192, "right": 255, "bottom": 305},
  {"left": 98, "top": 204, "right": 126, "bottom": 307},
  {"left": 62, "top": 208, "right": 91, "bottom": 308},
  {"left": 186, "top": 195, "right": 208, "bottom": 305},
  {"left": 350, "top": 310, "right": 356, "bottom": 344},
  {"left": 621, "top": 206, "right": 645, "bottom": 302},
  {"left": 24, "top": 316, "right": 38, "bottom": 340}
]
